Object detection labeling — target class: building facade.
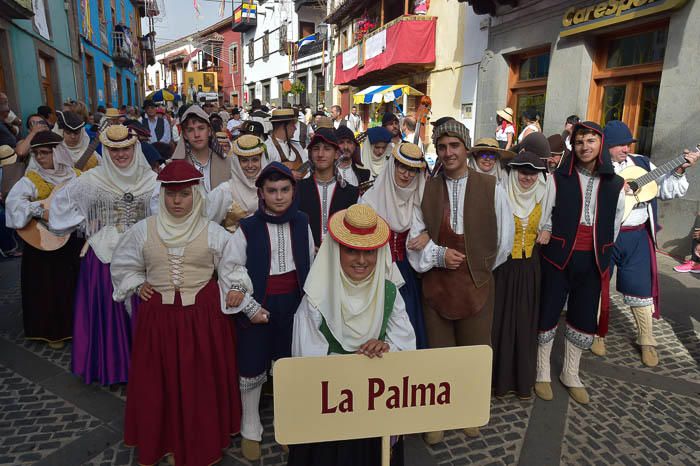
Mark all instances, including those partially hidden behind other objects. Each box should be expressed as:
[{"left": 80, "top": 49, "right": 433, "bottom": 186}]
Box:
[
  {"left": 469, "top": 0, "right": 699, "bottom": 253},
  {"left": 327, "top": 0, "right": 486, "bottom": 149},
  {"left": 235, "top": 0, "right": 329, "bottom": 109},
  {"left": 78, "top": 0, "right": 142, "bottom": 111},
  {"left": 196, "top": 18, "right": 243, "bottom": 107},
  {"left": 0, "top": 0, "right": 82, "bottom": 120}
]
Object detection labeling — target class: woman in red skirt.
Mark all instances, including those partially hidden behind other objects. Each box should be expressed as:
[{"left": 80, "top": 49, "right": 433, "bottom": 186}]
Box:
[{"left": 111, "top": 160, "right": 241, "bottom": 465}]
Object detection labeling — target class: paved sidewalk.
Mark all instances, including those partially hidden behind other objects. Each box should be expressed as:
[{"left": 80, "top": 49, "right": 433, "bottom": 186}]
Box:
[{"left": 1, "top": 253, "right": 698, "bottom": 465}]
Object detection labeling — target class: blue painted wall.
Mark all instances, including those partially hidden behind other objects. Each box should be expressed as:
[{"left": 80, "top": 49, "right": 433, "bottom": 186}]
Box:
[
  {"left": 77, "top": 0, "right": 139, "bottom": 110},
  {"left": 7, "top": 1, "right": 78, "bottom": 121}
]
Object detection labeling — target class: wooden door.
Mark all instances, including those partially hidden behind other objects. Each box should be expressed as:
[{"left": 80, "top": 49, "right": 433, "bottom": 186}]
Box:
[
  {"left": 116, "top": 72, "right": 123, "bottom": 107},
  {"left": 103, "top": 65, "right": 112, "bottom": 107},
  {"left": 85, "top": 54, "right": 97, "bottom": 112},
  {"left": 38, "top": 54, "right": 55, "bottom": 110}
]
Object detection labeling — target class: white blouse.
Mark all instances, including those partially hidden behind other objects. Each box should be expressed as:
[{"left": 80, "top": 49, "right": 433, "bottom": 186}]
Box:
[
  {"left": 110, "top": 221, "right": 233, "bottom": 312},
  {"left": 218, "top": 221, "right": 316, "bottom": 317},
  {"left": 206, "top": 180, "right": 256, "bottom": 224},
  {"left": 291, "top": 293, "right": 416, "bottom": 357},
  {"left": 407, "top": 174, "right": 515, "bottom": 273},
  {"left": 337, "top": 164, "right": 359, "bottom": 187},
  {"left": 5, "top": 178, "right": 46, "bottom": 230}
]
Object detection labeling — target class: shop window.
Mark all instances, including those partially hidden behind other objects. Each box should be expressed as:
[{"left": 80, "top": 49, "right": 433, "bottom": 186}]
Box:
[
  {"left": 588, "top": 22, "right": 667, "bottom": 156},
  {"left": 507, "top": 47, "right": 550, "bottom": 133}
]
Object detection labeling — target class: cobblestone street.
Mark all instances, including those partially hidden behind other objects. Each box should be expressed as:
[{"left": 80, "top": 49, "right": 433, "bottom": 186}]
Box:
[{"left": 1, "top": 253, "right": 698, "bottom": 466}]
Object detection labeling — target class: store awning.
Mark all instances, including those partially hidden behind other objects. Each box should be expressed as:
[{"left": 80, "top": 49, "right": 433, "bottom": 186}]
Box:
[{"left": 353, "top": 85, "right": 424, "bottom": 105}]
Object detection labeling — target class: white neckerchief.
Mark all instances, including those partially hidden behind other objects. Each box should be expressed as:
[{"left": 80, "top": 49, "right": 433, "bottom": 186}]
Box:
[
  {"left": 80, "top": 143, "right": 156, "bottom": 196},
  {"left": 505, "top": 169, "right": 546, "bottom": 219},
  {"left": 26, "top": 144, "right": 76, "bottom": 186},
  {"left": 61, "top": 129, "right": 91, "bottom": 164},
  {"left": 468, "top": 156, "right": 505, "bottom": 183},
  {"left": 156, "top": 182, "right": 209, "bottom": 248},
  {"left": 229, "top": 155, "right": 259, "bottom": 213},
  {"left": 304, "top": 238, "right": 404, "bottom": 353},
  {"left": 362, "top": 161, "right": 425, "bottom": 232}
]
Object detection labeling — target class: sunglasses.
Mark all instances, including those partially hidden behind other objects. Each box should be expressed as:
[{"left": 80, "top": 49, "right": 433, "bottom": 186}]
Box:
[{"left": 479, "top": 153, "right": 497, "bottom": 160}]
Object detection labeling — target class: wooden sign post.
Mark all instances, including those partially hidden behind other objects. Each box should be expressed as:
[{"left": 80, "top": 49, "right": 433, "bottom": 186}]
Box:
[{"left": 274, "top": 346, "right": 493, "bottom": 465}]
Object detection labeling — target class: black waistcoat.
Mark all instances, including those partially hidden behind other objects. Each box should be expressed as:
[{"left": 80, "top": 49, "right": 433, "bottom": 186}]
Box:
[
  {"left": 297, "top": 177, "right": 359, "bottom": 246},
  {"left": 542, "top": 169, "right": 623, "bottom": 274}
]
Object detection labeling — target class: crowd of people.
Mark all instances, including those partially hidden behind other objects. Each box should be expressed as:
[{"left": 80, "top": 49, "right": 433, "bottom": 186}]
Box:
[{"left": 0, "top": 94, "right": 698, "bottom": 465}]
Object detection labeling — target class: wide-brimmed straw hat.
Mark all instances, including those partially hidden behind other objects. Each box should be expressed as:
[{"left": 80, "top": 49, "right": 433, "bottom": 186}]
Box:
[
  {"left": 496, "top": 107, "right": 514, "bottom": 124},
  {"left": 328, "top": 204, "right": 391, "bottom": 251},
  {"left": 469, "top": 137, "right": 515, "bottom": 161},
  {"left": 232, "top": 134, "right": 266, "bottom": 158},
  {"left": 392, "top": 142, "right": 426, "bottom": 169},
  {"left": 269, "top": 108, "right": 297, "bottom": 123},
  {"left": 0, "top": 145, "right": 17, "bottom": 167},
  {"left": 99, "top": 124, "right": 138, "bottom": 148},
  {"left": 104, "top": 108, "right": 121, "bottom": 119}
]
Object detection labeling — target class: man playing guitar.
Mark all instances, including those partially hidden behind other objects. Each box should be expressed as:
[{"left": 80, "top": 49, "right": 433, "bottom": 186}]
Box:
[{"left": 591, "top": 120, "right": 699, "bottom": 367}]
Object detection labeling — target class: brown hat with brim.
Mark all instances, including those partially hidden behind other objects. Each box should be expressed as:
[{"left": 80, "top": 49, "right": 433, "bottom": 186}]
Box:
[
  {"left": 269, "top": 108, "right": 297, "bottom": 123},
  {"left": 30, "top": 131, "right": 64, "bottom": 149}
]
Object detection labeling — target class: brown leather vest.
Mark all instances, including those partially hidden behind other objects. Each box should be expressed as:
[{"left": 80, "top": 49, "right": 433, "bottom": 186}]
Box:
[{"left": 421, "top": 170, "right": 498, "bottom": 319}]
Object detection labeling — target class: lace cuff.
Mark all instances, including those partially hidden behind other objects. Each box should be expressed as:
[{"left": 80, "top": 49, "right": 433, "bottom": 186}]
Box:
[
  {"left": 29, "top": 202, "right": 45, "bottom": 219},
  {"left": 434, "top": 246, "right": 448, "bottom": 268},
  {"left": 240, "top": 373, "right": 268, "bottom": 391},
  {"left": 242, "top": 299, "right": 261, "bottom": 320},
  {"left": 229, "top": 283, "right": 247, "bottom": 294}
]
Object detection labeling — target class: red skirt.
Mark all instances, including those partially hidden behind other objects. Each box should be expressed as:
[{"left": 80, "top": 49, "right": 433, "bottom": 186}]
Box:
[{"left": 124, "top": 279, "right": 241, "bottom": 466}]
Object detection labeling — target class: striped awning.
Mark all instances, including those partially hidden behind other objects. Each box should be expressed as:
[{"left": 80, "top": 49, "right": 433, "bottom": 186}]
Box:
[{"left": 353, "top": 85, "right": 424, "bottom": 105}]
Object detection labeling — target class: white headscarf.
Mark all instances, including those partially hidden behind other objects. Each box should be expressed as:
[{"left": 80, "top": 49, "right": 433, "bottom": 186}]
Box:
[
  {"left": 27, "top": 144, "right": 77, "bottom": 186},
  {"left": 228, "top": 155, "right": 260, "bottom": 213},
  {"left": 468, "top": 156, "right": 506, "bottom": 183},
  {"left": 505, "top": 168, "right": 547, "bottom": 219},
  {"left": 80, "top": 143, "right": 156, "bottom": 196},
  {"left": 361, "top": 140, "right": 388, "bottom": 178},
  {"left": 60, "top": 128, "right": 91, "bottom": 164},
  {"left": 362, "top": 160, "right": 425, "bottom": 233},
  {"left": 156, "top": 182, "right": 209, "bottom": 248},
  {"left": 304, "top": 237, "right": 404, "bottom": 353}
]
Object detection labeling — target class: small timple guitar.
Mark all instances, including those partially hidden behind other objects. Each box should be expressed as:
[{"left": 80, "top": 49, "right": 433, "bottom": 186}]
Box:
[
  {"left": 16, "top": 182, "right": 70, "bottom": 251},
  {"left": 619, "top": 147, "right": 698, "bottom": 221}
]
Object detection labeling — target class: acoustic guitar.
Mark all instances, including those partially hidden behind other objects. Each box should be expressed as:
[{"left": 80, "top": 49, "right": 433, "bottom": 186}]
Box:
[
  {"left": 619, "top": 148, "right": 697, "bottom": 221},
  {"left": 17, "top": 183, "right": 70, "bottom": 251}
]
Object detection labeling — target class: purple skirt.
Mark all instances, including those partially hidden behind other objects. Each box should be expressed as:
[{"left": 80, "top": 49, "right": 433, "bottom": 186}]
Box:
[{"left": 72, "top": 248, "right": 139, "bottom": 386}]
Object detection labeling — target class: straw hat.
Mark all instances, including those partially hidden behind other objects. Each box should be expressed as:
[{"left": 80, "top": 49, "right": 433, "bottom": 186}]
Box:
[
  {"left": 328, "top": 204, "right": 391, "bottom": 251},
  {"left": 99, "top": 124, "right": 138, "bottom": 148},
  {"left": 496, "top": 107, "right": 514, "bottom": 124},
  {"left": 0, "top": 145, "right": 17, "bottom": 167},
  {"left": 215, "top": 131, "right": 230, "bottom": 141},
  {"left": 315, "top": 116, "right": 334, "bottom": 129},
  {"left": 469, "top": 137, "right": 515, "bottom": 161},
  {"left": 392, "top": 142, "right": 426, "bottom": 169},
  {"left": 232, "top": 134, "right": 266, "bottom": 158},
  {"left": 269, "top": 108, "right": 297, "bottom": 123},
  {"left": 104, "top": 108, "right": 121, "bottom": 119}
]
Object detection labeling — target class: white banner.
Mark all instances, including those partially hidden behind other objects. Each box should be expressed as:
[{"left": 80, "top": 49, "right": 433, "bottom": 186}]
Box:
[
  {"left": 342, "top": 47, "right": 358, "bottom": 71},
  {"left": 365, "top": 29, "right": 386, "bottom": 60}
]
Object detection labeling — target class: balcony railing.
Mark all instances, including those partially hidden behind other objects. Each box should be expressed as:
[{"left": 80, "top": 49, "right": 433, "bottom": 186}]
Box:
[
  {"left": 113, "top": 30, "right": 134, "bottom": 68},
  {"left": 334, "top": 15, "right": 436, "bottom": 86},
  {"left": 297, "top": 39, "right": 326, "bottom": 60}
]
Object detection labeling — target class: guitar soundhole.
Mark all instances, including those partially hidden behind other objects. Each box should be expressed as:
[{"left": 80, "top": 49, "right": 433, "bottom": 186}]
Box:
[{"left": 627, "top": 181, "right": 639, "bottom": 192}]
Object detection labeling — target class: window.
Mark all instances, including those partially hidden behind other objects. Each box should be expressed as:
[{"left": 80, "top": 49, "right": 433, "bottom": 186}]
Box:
[
  {"left": 262, "top": 32, "right": 269, "bottom": 58},
  {"left": 507, "top": 47, "right": 550, "bottom": 132},
  {"left": 103, "top": 65, "right": 112, "bottom": 106},
  {"left": 248, "top": 39, "right": 254, "bottom": 63},
  {"left": 116, "top": 71, "right": 122, "bottom": 107},
  {"left": 38, "top": 53, "right": 55, "bottom": 110},
  {"left": 85, "top": 53, "right": 97, "bottom": 112},
  {"left": 229, "top": 44, "right": 239, "bottom": 74},
  {"left": 279, "top": 23, "right": 287, "bottom": 55},
  {"left": 126, "top": 77, "right": 132, "bottom": 105},
  {"left": 587, "top": 23, "right": 667, "bottom": 156}
]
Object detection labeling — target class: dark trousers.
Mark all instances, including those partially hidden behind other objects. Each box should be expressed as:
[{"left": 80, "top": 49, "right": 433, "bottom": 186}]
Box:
[
  {"left": 692, "top": 214, "right": 700, "bottom": 262},
  {"left": 539, "top": 252, "right": 601, "bottom": 335}
]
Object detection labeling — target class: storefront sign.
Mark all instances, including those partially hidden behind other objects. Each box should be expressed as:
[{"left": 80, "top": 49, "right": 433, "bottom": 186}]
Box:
[
  {"left": 273, "top": 346, "right": 492, "bottom": 445},
  {"left": 560, "top": 0, "right": 688, "bottom": 37}
]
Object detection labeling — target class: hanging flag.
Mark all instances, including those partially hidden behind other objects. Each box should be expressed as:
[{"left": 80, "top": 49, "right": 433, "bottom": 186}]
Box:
[
  {"left": 219, "top": 0, "right": 226, "bottom": 17},
  {"left": 297, "top": 33, "right": 317, "bottom": 48},
  {"left": 193, "top": 0, "right": 201, "bottom": 17}
]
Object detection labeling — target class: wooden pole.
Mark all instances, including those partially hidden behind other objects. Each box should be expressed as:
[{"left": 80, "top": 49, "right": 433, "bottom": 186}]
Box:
[
  {"left": 382, "top": 435, "right": 391, "bottom": 466},
  {"left": 405, "top": 0, "right": 409, "bottom": 15},
  {"left": 380, "top": 0, "right": 385, "bottom": 26}
]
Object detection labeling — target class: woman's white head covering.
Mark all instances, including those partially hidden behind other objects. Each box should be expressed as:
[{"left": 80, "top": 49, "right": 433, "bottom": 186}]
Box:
[
  {"left": 156, "top": 181, "right": 209, "bottom": 248},
  {"left": 361, "top": 158, "right": 425, "bottom": 233},
  {"left": 60, "top": 128, "right": 91, "bottom": 164},
  {"left": 505, "top": 169, "right": 547, "bottom": 219},
  {"left": 229, "top": 155, "right": 260, "bottom": 213},
  {"left": 81, "top": 141, "right": 156, "bottom": 196},
  {"left": 304, "top": 234, "right": 404, "bottom": 353},
  {"left": 27, "top": 143, "right": 77, "bottom": 186}
]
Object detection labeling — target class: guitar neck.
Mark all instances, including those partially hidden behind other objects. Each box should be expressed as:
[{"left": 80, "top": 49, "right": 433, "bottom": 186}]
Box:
[
  {"left": 74, "top": 137, "right": 101, "bottom": 170},
  {"left": 633, "top": 154, "right": 687, "bottom": 187}
]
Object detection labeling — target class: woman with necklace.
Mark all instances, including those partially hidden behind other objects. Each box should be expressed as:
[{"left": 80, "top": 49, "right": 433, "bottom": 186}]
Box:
[{"left": 50, "top": 125, "right": 158, "bottom": 386}]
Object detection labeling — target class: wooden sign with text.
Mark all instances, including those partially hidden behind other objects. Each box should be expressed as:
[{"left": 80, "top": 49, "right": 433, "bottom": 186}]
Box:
[{"left": 273, "top": 346, "right": 492, "bottom": 445}]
